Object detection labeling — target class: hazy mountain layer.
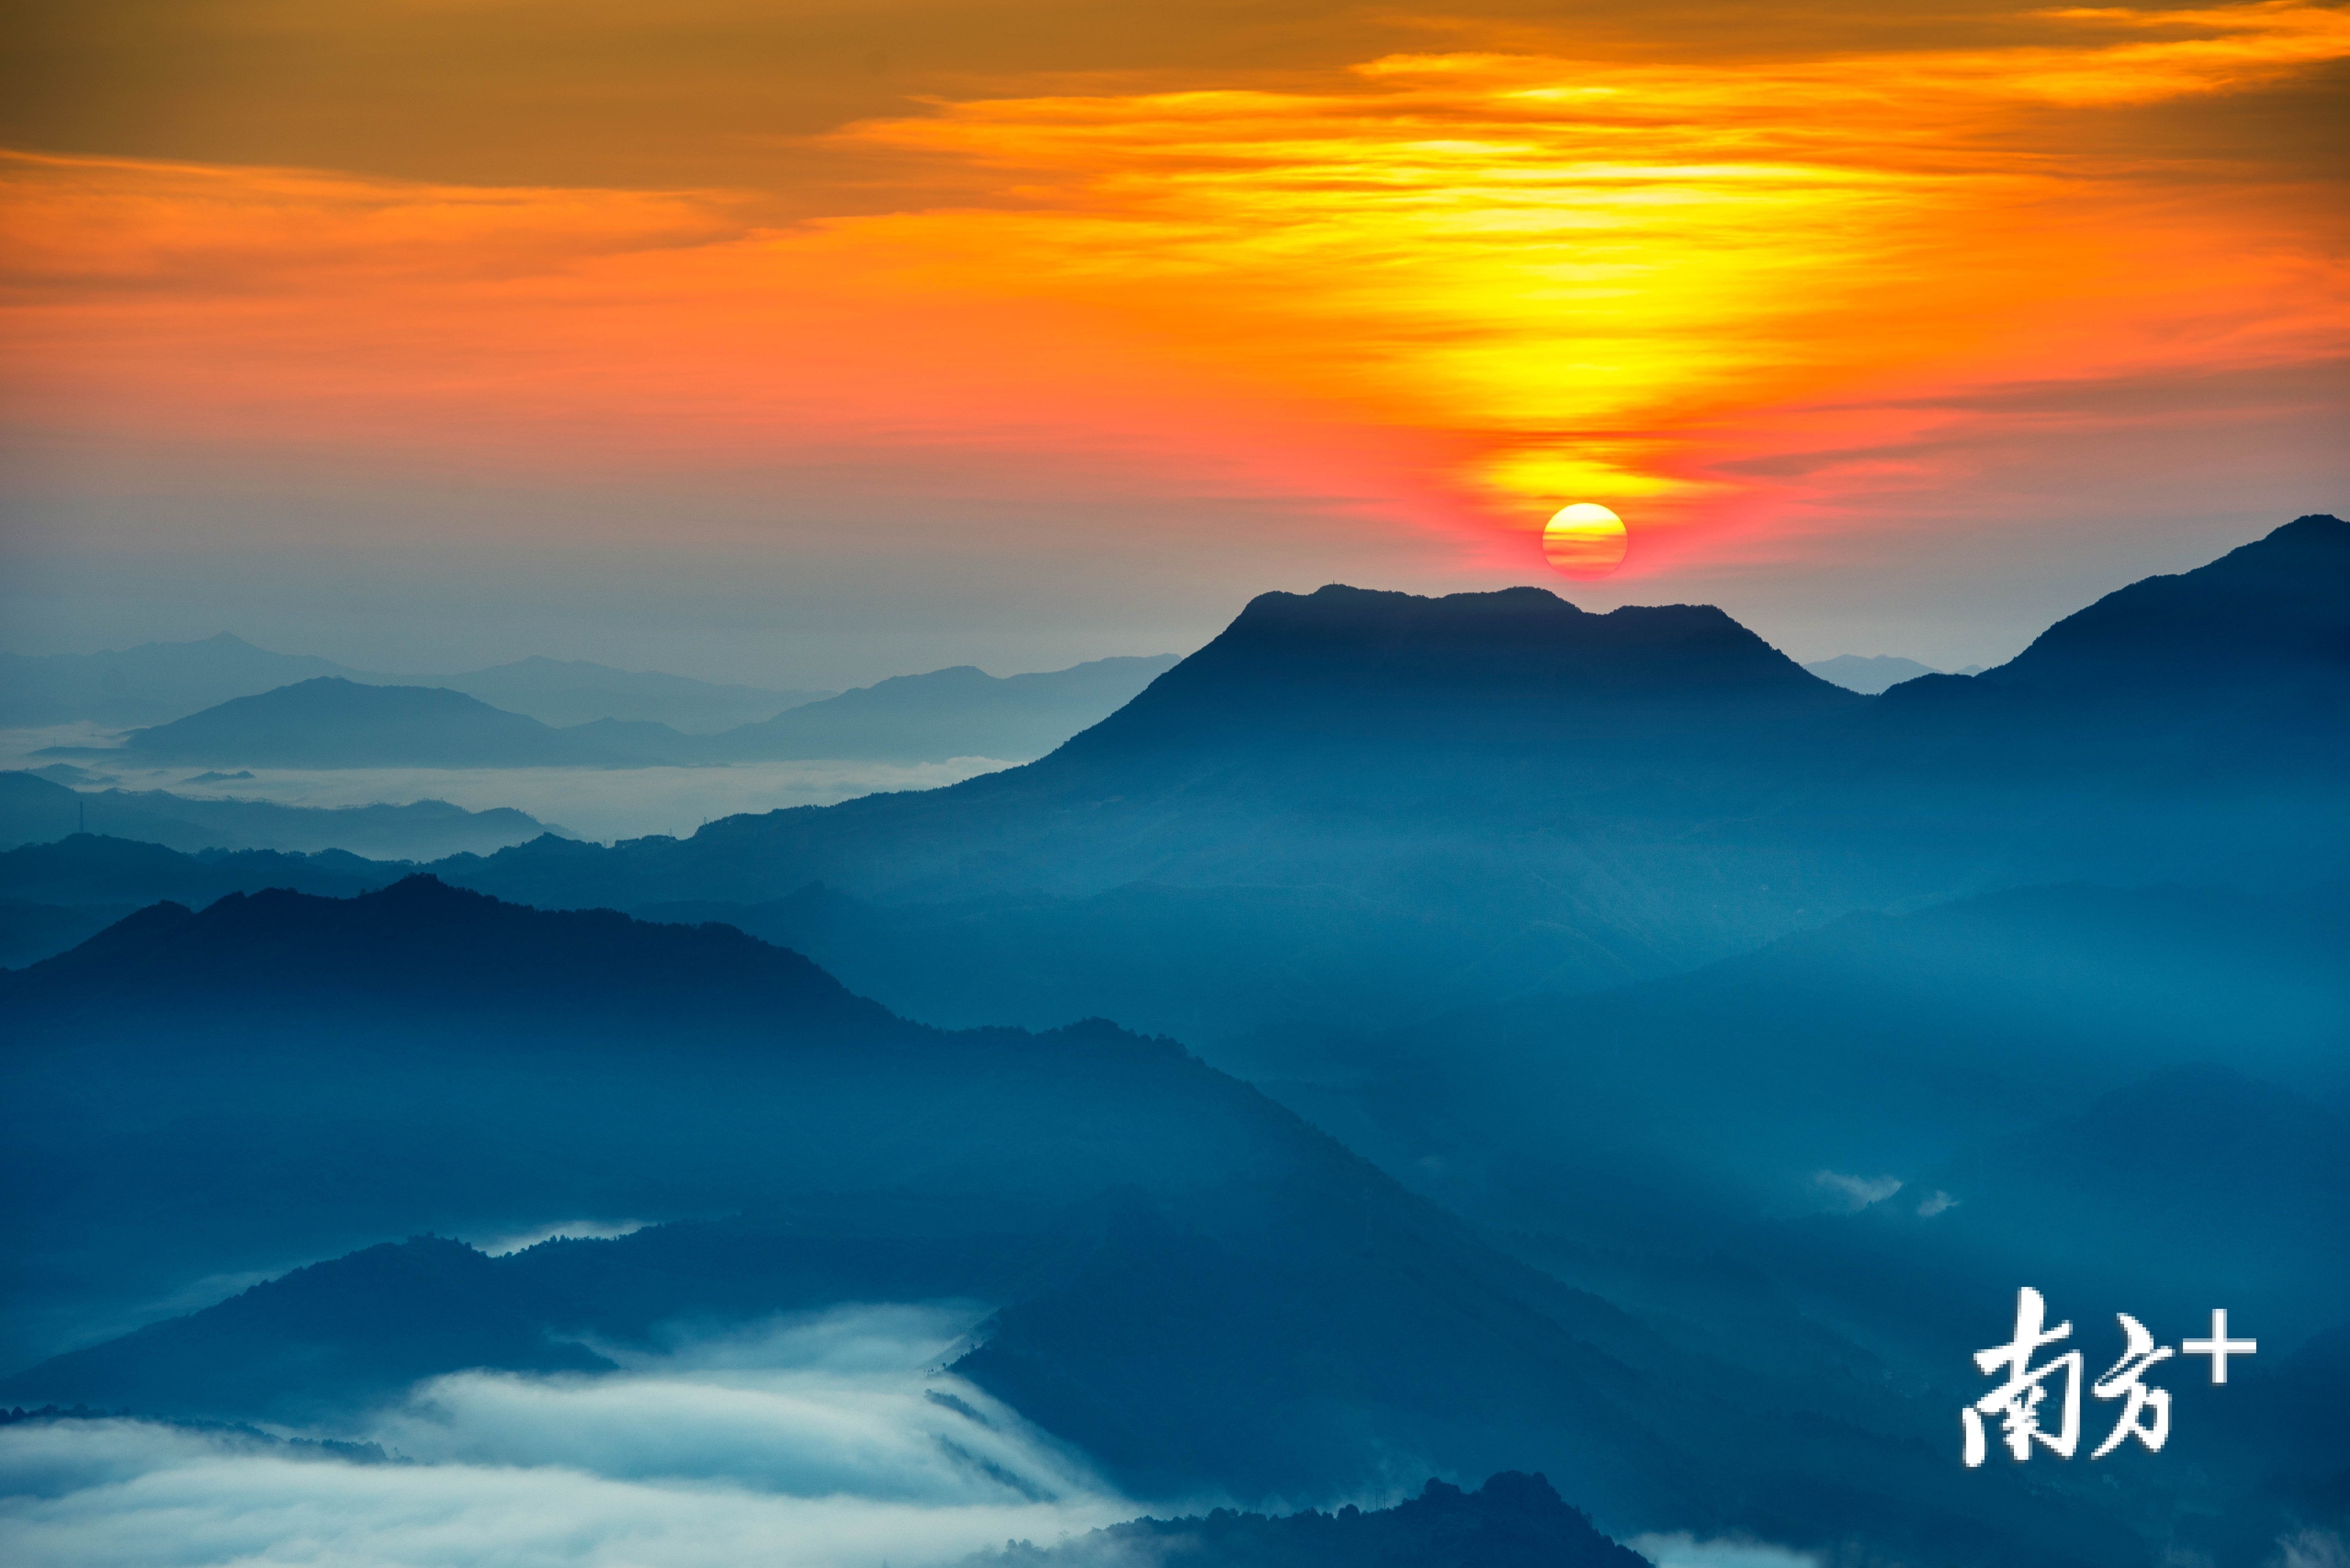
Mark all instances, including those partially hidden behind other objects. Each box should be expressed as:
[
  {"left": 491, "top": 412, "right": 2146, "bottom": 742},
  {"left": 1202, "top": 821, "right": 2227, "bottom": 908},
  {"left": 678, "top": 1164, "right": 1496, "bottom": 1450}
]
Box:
[
  {"left": 703, "top": 655, "right": 1181, "bottom": 763},
  {"left": 0, "top": 633, "right": 353, "bottom": 729},
  {"left": 0, "top": 633, "right": 826, "bottom": 731},
  {"left": 0, "top": 835, "right": 394, "bottom": 911},
  {"left": 0, "top": 769, "right": 554, "bottom": 860},
  {"left": 98, "top": 678, "right": 660, "bottom": 768},
  {"left": 403, "top": 517, "right": 2348, "bottom": 1045},
  {"left": 0, "top": 879, "right": 2170, "bottom": 1564},
  {"left": 62, "top": 655, "right": 1183, "bottom": 771},
  {"left": 1802, "top": 652, "right": 1941, "bottom": 691},
  {"left": 418, "top": 655, "right": 828, "bottom": 731}
]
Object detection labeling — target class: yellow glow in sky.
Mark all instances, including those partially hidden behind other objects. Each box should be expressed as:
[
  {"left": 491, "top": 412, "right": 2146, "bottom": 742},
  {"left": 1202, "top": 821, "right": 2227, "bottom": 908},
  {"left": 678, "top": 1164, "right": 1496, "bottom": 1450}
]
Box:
[{"left": 0, "top": 0, "right": 2343, "bottom": 588}]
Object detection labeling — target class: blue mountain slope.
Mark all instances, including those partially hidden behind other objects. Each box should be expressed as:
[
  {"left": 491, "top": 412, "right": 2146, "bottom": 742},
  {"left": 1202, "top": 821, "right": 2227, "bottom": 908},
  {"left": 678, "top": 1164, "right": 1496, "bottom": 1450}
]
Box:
[
  {"left": 1, "top": 768, "right": 553, "bottom": 860},
  {"left": 106, "top": 678, "right": 653, "bottom": 767},
  {"left": 371, "top": 519, "right": 2350, "bottom": 1047},
  {"left": 0, "top": 879, "right": 2159, "bottom": 1564},
  {"left": 706, "top": 654, "right": 1181, "bottom": 762}
]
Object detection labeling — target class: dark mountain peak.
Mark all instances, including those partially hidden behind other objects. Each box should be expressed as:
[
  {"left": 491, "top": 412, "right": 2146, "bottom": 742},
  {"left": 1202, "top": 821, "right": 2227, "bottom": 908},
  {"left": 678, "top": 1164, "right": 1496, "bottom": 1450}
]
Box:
[
  {"left": 1188, "top": 581, "right": 1807, "bottom": 687},
  {"left": 2, "top": 875, "right": 917, "bottom": 1045},
  {"left": 1054, "top": 581, "right": 1845, "bottom": 766},
  {"left": 2271, "top": 512, "right": 2349, "bottom": 549},
  {"left": 1981, "top": 514, "right": 2348, "bottom": 691},
  {"left": 1230, "top": 582, "right": 1585, "bottom": 637},
  {"left": 46, "top": 898, "right": 197, "bottom": 963}
]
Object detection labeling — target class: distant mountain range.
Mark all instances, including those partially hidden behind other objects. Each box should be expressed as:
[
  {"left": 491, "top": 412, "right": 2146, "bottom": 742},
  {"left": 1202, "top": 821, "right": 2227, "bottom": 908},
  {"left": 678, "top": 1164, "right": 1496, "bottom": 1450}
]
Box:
[
  {"left": 44, "top": 653, "right": 1181, "bottom": 770},
  {"left": 0, "top": 769, "right": 555, "bottom": 859},
  {"left": 416, "top": 655, "right": 831, "bottom": 732},
  {"left": 1801, "top": 652, "right": 1984, "bottom": 692},
  {"left": 13, "top": 519, "right": 2342, "bottom": 1044},
  {"left": 104, "top": 678, "right": 660, "bottom": 768},
  {"left": 306, "top": 515, "right": 2344, "bottom": 1046},
  {"left": 1262, "top": 879, "right": 2350, "bottom": 1347},
  {"left": 6, "top": 517, "right": 2342, "bottom": 1568},
  {"left": 711, "top": 655, "right": 1181, "bottom": 762},
  {"left": 0, "top": 633, "right": 832, "bottom": 732},
  {"left": 0, "top": 878, "right": 2179, "bottom": 1563}
]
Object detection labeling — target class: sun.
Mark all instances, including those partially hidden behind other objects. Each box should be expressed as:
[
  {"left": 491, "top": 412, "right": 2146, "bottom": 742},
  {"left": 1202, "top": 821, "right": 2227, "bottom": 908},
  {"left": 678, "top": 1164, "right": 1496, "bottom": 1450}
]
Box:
[{"left": 1542, "top": 503, "right": 1628, "bottom": 579}]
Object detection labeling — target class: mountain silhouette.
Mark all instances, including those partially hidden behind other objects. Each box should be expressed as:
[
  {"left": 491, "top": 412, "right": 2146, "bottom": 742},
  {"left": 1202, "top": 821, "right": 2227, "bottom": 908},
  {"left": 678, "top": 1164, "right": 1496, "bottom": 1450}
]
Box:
[
  {"left": 0, "top": 769, "right": 217, "bottom": 853},
  {"left": 0, "top": 632, "right": 830, "bottom": 731},
  {"left": 1042, "top": 585, "right": 1852, "bottom": 784},
  {"left": 5, "top": 1237, "right": 612, "bottom": 1423},
  {"left": 1803, "top": 653, "right": 1942, "bottom": 692},
  {"left": 416, "top": 655, "right": 828, "bottom": 731},
  {"left": 4, "top": 872, "right": 907, "bottom": 1036},
  {"left": 373, "top": 519, "right": 2350, "bottom": 1046},
  {"left": 704, "top": 654, "right": 1181, "bottom": 763},
  {"left": 1878, "top": 514, "right": 2348, "bottom": 753},
  {"left": 0, "top": 632, "right": 354, "bottom": 728},
  {"left": 104, "top": 677, "right": 660, "bottom": 767},
  {"left": 0, "top": 768, "right": 554, "bottom": 860},
  {"left": 1, "top": 879, "right": 2136, "bottom": 1564},
  {"left": 1982, "top": 512, "right": 2348, "bottom": 695},
  {"left": 0, "top": 834, "right": 394, "bottom": 913},
  {"left": 71, "top": 657, "right": 1185, "bottom": 771}
]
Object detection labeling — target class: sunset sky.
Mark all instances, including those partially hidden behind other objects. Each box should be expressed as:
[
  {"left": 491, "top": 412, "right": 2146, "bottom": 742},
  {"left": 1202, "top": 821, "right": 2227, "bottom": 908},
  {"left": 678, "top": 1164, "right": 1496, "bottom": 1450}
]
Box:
[{"left": 2, "top": 0, "right": 2344, "bottom": 682}]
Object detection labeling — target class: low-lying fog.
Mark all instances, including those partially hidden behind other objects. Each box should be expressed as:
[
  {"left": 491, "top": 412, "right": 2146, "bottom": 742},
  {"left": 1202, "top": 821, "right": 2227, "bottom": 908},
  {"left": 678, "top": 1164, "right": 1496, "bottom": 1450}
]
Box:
[
  {"left": 2, "top": 726, "right": 1012, "bottom": 844},
  {"left": 0, "top": 1305, "right": 1133, "bottom": 1568}
]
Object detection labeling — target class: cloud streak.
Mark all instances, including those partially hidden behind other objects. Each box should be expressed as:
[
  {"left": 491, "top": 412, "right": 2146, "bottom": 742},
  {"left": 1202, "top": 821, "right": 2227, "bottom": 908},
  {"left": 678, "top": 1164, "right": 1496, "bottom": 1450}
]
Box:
[{"left": 0, "top": 1306, "right": 1134, "bottom": 1568}]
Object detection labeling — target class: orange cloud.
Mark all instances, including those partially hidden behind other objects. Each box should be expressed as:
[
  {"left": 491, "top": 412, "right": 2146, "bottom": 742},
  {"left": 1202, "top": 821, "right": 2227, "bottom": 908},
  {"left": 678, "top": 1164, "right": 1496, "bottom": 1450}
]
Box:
[
  {"left": 2, "top": 3, "right": 2343, "bottom": 577},
  {"left": 833, "top": 2, "right": 2349, "bottom": 565}
]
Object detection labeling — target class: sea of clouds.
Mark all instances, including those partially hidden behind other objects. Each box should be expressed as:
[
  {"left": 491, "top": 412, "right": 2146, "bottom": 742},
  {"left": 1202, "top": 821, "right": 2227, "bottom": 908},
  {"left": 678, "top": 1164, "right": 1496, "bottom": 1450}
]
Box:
[
  {"left": 0, "top": 1305, "right": 1134, "bottom": 1568},
  {"left": 0, "top": 723, "right": 1014, "bottom": 844}
]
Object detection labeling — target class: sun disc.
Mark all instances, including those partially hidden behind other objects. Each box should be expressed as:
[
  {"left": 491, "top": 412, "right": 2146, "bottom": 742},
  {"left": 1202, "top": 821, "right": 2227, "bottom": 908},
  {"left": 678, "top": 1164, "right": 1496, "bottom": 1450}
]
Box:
[{"left": 1543, "top": 503, "right": 1628, "bottom": 579}]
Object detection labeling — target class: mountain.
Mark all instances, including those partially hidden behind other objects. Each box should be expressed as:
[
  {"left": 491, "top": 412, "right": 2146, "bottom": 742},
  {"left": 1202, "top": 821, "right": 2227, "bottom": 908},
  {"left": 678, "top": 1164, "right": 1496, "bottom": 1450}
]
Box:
[
  {"left": 101, "top": 678, "right": 672, "bottom": 768},
  {"left": 1876, "top": 514, "right": 2349, "bottom": 770},
  {"left": 1885, "top": 1064, "right": 2350, "bottom": 1345},
  {"left": 376, "top": 519, "right": 2350, "bottom": 1047},
  {"left": 0, "top": 898, "right": 130, "bottom": 970},
  {"left": 703, "top": 654, "right": 1182, "bottom": 763},
  {"left": 0, "top": 632, "right": 353, "bottom": 728},
  {"left": 417, "top": 655, "right": 829, "bottom": 732},
  {"left": 0, "top": 769, "right": 556, "bottom": 860},
  {"left": 1267, "top": 878, "right": 2350, "bottom": 1175},
  {"left": 0, "top": 632, "right": 831, "bottom": 732},
  {"left": 50, "top": 657, "right": 1181, "bottom": 771},
  {"left": 1803, "top": 653, "right": 1941, "bottom": 692},
  {"left": 970, "top": 1472, "right": 1650, "bottom": 1567},
  {"left": 0, "top": 878, "right": 2149, "bottom": 1564},
  {"left": 0, "top": 834, "right": 397, "bottom": 913},
  {"left": 1248, "top": 881, "right": 2350, "bottom": 1328},
  {"left": 0, "top": 769, "right": 218, "bottom": 853},
  {"left": 1983, "top": 514, "right": 2348, "bottom": 695},
  {"left": 13, "top": 523, "right": 2342, "bottom": 1047}
]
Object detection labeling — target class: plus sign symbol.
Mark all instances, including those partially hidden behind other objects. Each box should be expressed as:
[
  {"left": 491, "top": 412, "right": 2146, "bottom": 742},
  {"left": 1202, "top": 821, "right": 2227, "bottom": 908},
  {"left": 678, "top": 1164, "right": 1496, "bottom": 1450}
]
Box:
[{"left": 2181, "top": 1309, "right": 2257, "bottom": 1383}]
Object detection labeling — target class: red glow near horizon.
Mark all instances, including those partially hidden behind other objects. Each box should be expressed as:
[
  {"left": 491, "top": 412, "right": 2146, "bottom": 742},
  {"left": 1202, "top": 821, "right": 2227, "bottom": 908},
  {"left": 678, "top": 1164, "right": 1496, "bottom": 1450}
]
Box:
[{"left": 1, "top": 4, "right": 2345, "bottom": 584}]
